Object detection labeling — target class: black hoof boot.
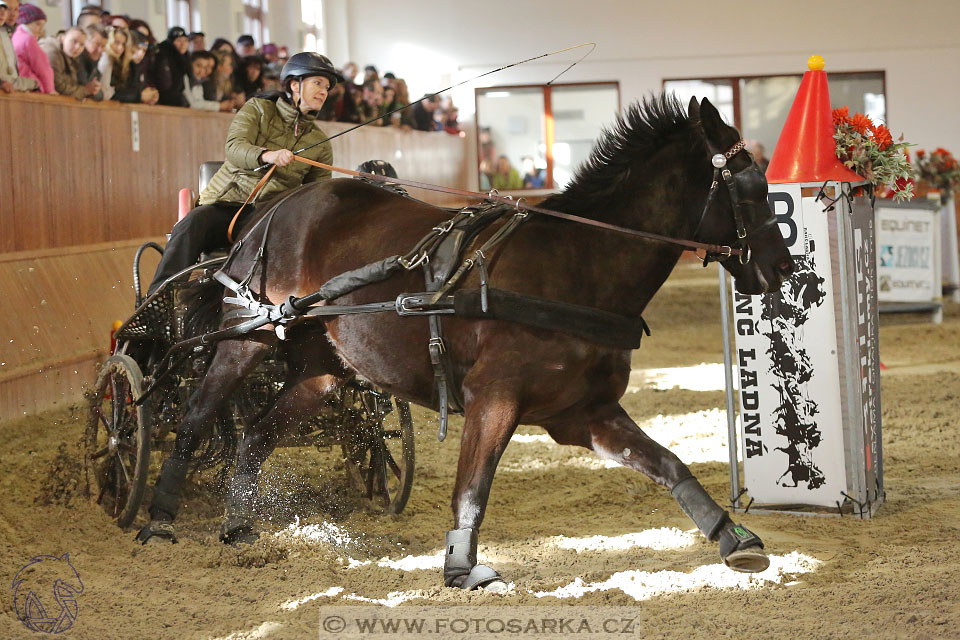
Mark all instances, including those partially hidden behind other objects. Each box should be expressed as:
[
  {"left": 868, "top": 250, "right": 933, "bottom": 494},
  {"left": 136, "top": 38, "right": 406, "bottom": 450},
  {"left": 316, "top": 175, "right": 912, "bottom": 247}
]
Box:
[
  {"left": 443, "top": 529, "right": 506, "bottom": 591},
  {"left": 220, "top": 471, "right": 259, "bottom": 546},
  {"left": 135, "top": 458, "right": 190, "bottom": 544},
  {"left": 718, "top": 522, "right": 768, "bottom": 573}
]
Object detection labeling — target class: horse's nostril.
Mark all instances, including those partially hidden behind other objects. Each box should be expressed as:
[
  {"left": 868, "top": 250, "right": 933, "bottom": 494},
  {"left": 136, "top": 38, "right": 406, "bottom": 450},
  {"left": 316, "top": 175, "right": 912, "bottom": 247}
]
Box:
[{"left": 777, "top": 258, "right": 794, "bottom": 276}]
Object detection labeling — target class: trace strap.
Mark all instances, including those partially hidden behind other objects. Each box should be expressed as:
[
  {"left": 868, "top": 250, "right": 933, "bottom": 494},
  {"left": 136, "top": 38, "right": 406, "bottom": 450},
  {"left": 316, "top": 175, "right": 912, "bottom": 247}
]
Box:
[{"left": 241, "top": 155, "right": 743, "bottom": 258}]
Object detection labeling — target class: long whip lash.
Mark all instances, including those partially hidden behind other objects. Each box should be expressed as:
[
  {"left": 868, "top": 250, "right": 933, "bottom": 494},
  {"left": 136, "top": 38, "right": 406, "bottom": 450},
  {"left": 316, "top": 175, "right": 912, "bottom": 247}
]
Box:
[{"left": 254, "top": 42, "right": 597, "bottom": 171}]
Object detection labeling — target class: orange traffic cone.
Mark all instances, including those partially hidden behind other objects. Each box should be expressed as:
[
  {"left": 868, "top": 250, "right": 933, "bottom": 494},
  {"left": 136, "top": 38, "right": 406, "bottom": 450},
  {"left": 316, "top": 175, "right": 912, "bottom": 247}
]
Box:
[{"left": 766, "top": 55, "right": 863, "bottom": 184}]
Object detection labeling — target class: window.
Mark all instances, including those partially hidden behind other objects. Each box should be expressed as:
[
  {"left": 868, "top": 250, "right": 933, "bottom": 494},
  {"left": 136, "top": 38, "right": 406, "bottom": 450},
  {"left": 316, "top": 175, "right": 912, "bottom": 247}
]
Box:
[
  {"left": 166, "top": 0, "right": 191, "bottom": 31},
  {"left": 475, "top": 82, "right": 620, "bottom": 191},
  {"left": 243, "top": 0, "right": 269, "bottom": 46},
  {"left": 664, "top": 72, "right": 886, "bottom": 157},
  {"left": 302, "top": 0, "right": 325, "bottom": 54}
]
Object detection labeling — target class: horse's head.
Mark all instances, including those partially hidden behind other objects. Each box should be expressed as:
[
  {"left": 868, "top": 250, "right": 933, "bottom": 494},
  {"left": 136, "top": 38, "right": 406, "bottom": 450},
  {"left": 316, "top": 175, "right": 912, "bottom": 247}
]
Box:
[{"left": 688, "top": 97, "right": 793, "bottom": 294}]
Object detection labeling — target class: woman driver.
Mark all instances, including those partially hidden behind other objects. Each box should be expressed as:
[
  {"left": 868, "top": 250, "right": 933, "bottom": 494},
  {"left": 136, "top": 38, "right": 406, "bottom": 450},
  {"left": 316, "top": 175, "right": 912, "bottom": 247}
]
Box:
[{"left": 146, "top": 52, "right": 342, "bottom": 295}]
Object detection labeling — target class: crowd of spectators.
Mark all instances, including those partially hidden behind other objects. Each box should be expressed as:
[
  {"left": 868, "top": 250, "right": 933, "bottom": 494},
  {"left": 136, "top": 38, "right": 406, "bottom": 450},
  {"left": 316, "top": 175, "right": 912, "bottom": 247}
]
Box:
[{"left": 0, "top": 1, "right": 461, "bottom": 133}]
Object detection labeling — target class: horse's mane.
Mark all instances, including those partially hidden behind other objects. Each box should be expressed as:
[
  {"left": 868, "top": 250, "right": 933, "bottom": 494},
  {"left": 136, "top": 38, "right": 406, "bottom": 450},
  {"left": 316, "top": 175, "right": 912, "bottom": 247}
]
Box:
[{"left": 540, "top": 92, "right": 697, "bottom": 216}]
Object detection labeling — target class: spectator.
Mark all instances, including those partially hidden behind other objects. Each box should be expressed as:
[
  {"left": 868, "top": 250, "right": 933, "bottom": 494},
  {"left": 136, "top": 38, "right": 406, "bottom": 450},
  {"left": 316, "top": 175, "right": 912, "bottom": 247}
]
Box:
[
  {"left": 411, "top": 94, "right": 438, "bottom": 131},
  {"left": 363, "top": 64, "right": 378, "bottom": 85},
  {"left": 238, "top": 54, "right": 263, "bottom": 98},
  {"left": 210, "top": 49, "right": 242, "bottom": 107},
  {"left": 76, "top": 5, "right": 101, "bottom": 30},
  {"left": 127, "top": 18, "right": 155, "bottom": 45},
  {"left": 443, "top": 106, "right": 460, "bottom": 135},
  {"left": 316, "top": 78, "right": 359, "bottom": 123},
  {"left": 188, "top": 31, "right": 204, "bottom": 53},
  {"left": 341, "top": 61, "right": 357, "bottom": 85},
  {"left": 521, "top": 156, "right": 545, "bottom": 188},
  {"left": 110, "top": 15, "right": 129, "bottom": 29},
  {"left": 12, "top": 2, "right": 53, "bottom": 93},
  {"left": 236, "top": 33, "right": 255, "bottom": 57},
  {"left": 96, "top": 25, "right": 129, "bottom": 100},
  {"left": 747, "top": 140, "right": 769, "bottom": 173},
  {"left": 183, "top": 50, "right": 231, "bottom": 111},
  {"left": 393, "top": 78, "right": 416, "bottom": 127},
  {"left": 74, "top": 23, "right": 106, "bottom": 100},
  {"left": 358, "top": 78, "right": 386, "bottom": 125},
  {"left": 40, "top": 26, "right": 98, "bottom": 99},
  {"left": 491, "top": 155, "right": 523, "bottom": 190},
  {"left": 277, "top": 45, "right": 288, "bottom": 65},
  {"left": 149, "top": 26, "right": 190, "bottom": 106},
  {"left": 261, "top": 42, "right": 281, "bottom": 88},
  {"left": 110, "top": 29, "right": 157, "bottom": 104},
  {"left": 0, "top": 0, "right": 38, "bottom": 93}
]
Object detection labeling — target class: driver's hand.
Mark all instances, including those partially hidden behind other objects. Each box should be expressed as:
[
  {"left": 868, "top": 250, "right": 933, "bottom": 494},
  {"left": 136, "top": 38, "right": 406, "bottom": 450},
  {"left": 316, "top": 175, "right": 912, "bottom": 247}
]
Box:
[{"left": 262, "top": 149, "right": 295, "bottom": 167}]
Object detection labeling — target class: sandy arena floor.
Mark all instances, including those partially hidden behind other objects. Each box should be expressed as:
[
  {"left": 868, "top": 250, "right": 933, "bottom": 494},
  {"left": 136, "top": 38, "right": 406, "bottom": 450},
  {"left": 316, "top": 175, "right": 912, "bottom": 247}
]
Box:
[{"left": 1, "top": 262, "right": 958, "bottom": 639}]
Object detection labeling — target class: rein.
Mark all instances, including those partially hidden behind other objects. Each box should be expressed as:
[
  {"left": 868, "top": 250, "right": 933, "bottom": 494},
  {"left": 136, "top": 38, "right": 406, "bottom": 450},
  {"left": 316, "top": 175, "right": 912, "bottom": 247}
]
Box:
[{"left": 227, "top": 154, "right": 745, "bottom": 257}]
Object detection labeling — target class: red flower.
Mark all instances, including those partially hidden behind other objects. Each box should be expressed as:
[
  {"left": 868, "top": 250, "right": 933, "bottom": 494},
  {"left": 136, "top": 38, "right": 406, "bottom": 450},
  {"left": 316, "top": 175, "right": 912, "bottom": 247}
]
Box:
[
  {"left": 850, "top": 113, "right": 872, "bottom": 135},
  {"left": 916, "top": 149, "right": 926, "bottom": 159},
  {"left": 870, "top": 123, "right": 893, "bottom": 150},
  {"left": 832, "top": 106, "right": 850, "bottom": 126},
  {"left": 893, "top": 176, "right": 913, "bottom": 193}
]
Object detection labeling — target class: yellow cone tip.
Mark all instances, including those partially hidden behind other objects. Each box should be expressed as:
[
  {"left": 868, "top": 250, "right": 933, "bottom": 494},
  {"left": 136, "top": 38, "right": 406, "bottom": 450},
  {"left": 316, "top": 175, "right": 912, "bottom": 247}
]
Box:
[
  {"left": 807, "top": 55, "right": 825, "bottom": 71},
  {"left": 112, "top": 320, "right": 123, "bottom": 330}
]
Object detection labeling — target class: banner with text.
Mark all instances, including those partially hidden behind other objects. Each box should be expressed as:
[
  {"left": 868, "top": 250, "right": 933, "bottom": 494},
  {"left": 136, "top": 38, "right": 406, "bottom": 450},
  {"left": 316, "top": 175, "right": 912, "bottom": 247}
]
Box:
[
  {"left": 876, "top": 203, "right": 939, "bottom": 303},
  {"left": 733, "top": 185, "right": 848, "bottom": 507}
]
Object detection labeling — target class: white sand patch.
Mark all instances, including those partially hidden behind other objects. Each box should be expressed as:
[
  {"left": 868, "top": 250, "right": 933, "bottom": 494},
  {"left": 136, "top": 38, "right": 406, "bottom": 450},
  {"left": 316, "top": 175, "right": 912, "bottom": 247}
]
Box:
[
  {"left": 505, "top": 409, "right": 730, "bottom": 467},
  {"left": 639, "top": 409, "right": 729, "bottom": 464},
  {"left": 279, "top": 586, "right": 344, "bottom": 611},
  {"left": 342, "top": 591, "right": 427, "bottom": 607},
  {"left": 209, "top": 621, "right": 284, "bottom": 640},
  {"left": 344, "top": 553, "right": 444, "bottom": 571},
  {"left": 628, "top": 363, "right": 727, "bottom": 392},
  {"left": 275, "top": 517, "right": 356, "bottom": 548},
  {"left": 554, "top": 527, "right": 697, "bottom": 552},
  {"left": 532, "top": 551, "right": 821, "bottom": 601}
]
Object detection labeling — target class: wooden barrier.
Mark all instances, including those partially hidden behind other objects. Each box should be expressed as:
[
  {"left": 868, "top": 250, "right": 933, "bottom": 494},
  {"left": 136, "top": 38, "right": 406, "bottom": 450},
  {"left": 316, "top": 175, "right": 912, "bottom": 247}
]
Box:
[{"left": 0, "top": 93, "right": 471, "bottom": 421}]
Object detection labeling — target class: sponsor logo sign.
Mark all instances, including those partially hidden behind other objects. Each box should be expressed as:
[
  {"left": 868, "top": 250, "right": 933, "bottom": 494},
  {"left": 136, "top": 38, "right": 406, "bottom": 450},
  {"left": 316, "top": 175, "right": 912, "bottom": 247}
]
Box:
[{"left": 875, "top": 206, "right": 937, "bottom": 302}]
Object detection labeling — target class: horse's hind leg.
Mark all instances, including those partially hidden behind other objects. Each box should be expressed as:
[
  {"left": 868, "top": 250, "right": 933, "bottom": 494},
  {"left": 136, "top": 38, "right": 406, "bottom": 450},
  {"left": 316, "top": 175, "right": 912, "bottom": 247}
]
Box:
[
  {"left": 221, "top": 372, "right": 342, "bottom": 544},
  {"left": 222, "top": 331, "right": 348, "bottom": 544},
  {"left": 547, "top": 403, "right": 769, "bottom": 573},
  {"left": 136, "top": 335, "right": 273, "bottom": 544}
]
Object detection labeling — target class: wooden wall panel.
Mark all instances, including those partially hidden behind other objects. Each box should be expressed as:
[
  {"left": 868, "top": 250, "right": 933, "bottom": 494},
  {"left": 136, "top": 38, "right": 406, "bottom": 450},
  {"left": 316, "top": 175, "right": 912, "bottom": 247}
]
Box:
[{"left": 0, "top": 93, "right": 471, "bottom": 253}]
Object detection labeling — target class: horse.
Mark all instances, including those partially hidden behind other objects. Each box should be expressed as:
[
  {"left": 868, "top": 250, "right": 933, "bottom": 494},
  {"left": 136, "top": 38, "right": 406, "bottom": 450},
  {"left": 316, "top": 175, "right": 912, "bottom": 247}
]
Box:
[{"left": 136, "top": 94, "right": 794, "bottom": 590}]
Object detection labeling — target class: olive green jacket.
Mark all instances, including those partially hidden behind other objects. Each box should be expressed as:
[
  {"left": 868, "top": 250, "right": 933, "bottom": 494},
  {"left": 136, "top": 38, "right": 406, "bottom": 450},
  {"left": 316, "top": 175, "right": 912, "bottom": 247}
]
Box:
[{"left": 199, "top": 95, "right": 333, "bottom": 205}]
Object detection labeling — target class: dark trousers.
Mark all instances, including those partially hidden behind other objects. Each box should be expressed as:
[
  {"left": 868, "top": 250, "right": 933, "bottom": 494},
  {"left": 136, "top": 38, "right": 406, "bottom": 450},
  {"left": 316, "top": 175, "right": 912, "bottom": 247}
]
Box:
[{"left": 147, "top": 202, "right": 256, "bottom": 295}]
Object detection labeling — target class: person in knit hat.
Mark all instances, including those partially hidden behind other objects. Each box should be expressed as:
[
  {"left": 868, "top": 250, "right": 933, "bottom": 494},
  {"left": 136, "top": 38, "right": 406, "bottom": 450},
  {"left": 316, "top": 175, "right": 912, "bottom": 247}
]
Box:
[
  {"left": 11, "top": 2, "right": 53, "bottom": 92},
  {"left": 0, "top": 0, "right": 39, "bottom": 92}
]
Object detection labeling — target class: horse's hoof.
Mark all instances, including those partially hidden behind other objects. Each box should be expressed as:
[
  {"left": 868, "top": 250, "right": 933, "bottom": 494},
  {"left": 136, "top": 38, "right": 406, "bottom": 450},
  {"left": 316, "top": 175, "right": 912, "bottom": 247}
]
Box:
[
  {"left": 480, "top": 579, "right": 510, "bottom": 594},
  {"left": 723, "top": 547, "right": 770, "bottom": 573},
  {"left": 718, "top": 523, "right": 769, "bottom": 573},
  {"left": 220, "top": 522, "right": 259, "bottom": 546},
  {"left": 135, "top": 520, "right": 178, "bottom": 545}
]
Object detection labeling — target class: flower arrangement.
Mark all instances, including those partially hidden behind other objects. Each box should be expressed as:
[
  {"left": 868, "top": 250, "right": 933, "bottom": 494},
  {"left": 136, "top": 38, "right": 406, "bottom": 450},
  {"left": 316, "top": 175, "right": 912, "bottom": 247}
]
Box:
[
  {"left": 913, "top": 148, "right": 960, "bottom": 196},
  {"left": 832, "top": 106, "right": 913, "bottom": 201}
]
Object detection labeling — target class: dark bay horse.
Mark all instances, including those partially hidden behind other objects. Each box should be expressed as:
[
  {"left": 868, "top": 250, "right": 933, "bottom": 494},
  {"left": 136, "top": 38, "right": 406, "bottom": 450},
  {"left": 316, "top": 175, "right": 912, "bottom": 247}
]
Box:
[{"left": 138, "top": 95, "right": 794, "bottom": 589}]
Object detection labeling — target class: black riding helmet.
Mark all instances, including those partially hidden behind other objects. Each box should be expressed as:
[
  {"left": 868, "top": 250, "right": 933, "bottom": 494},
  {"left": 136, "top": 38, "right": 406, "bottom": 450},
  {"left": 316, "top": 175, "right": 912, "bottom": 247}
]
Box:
[
  {"left": 280, "top": 52, "right": 343, "bottom": 93},
  {"left": 356, "top": 160, "right": 398, "bottom": 179}
]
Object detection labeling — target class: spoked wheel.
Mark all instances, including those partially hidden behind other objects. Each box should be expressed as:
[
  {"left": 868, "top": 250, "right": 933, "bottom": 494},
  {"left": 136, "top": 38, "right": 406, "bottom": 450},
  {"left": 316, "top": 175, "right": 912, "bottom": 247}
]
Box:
[
  {"left": 340, "top": 384, "right": 415, "bottom": 514},
  {"left": 85, "top": 355, "right": 151, "bottom": 529}
]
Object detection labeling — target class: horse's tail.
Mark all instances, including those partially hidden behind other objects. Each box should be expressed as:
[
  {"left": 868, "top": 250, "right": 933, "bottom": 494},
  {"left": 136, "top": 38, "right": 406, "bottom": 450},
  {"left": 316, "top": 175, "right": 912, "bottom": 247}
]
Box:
[{"left": 179, "top": 279, "right": 238, "bottom": 472}]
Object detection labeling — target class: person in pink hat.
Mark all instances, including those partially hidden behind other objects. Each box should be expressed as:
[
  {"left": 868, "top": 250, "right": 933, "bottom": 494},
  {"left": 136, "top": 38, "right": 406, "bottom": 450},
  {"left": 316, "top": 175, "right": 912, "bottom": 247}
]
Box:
[{"left": 11, "top": 2, "right": 53, "bottom": 93}]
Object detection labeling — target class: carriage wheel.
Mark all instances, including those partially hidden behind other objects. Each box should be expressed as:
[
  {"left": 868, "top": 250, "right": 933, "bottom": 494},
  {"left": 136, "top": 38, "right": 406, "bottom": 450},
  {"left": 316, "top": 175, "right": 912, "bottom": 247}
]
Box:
[
  {"left": 85, "top": 355, "right": 151, "bottom": 529},
  {"left": 340, "top": 389, "right": 415, "bottom": 514}
]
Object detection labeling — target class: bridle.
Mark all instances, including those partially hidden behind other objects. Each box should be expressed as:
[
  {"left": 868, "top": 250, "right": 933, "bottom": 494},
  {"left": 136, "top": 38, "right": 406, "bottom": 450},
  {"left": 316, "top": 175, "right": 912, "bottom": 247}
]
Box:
[{"left": 692, "top": 138, "right": 769, "bottom": 266}]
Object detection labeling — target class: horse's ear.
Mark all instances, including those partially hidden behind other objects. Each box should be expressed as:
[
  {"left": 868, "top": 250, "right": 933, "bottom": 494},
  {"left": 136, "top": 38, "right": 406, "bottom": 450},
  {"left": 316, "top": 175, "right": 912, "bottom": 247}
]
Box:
[
  {"left": 699, "top": 97, "right": 725, "bottom": 136},
  {"left": 687, "top": 96, "right": 701, "bottom": 125}
]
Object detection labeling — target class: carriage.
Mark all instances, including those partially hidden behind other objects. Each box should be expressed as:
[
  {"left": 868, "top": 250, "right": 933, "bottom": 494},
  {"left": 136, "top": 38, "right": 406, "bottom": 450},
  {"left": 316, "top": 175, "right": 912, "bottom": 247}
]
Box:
[{"left": 84, "top": 167, "right": 417, "bottom": 531}]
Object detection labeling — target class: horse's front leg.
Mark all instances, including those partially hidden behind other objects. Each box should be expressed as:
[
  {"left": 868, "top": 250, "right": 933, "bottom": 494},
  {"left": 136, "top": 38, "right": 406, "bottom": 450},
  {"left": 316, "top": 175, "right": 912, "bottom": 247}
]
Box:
[
  {"left": 548, "top": 403, "right": 769, "bottom": 573},
  {"left": 444, "top": 379, "right": 520, "bottom": 591}
]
